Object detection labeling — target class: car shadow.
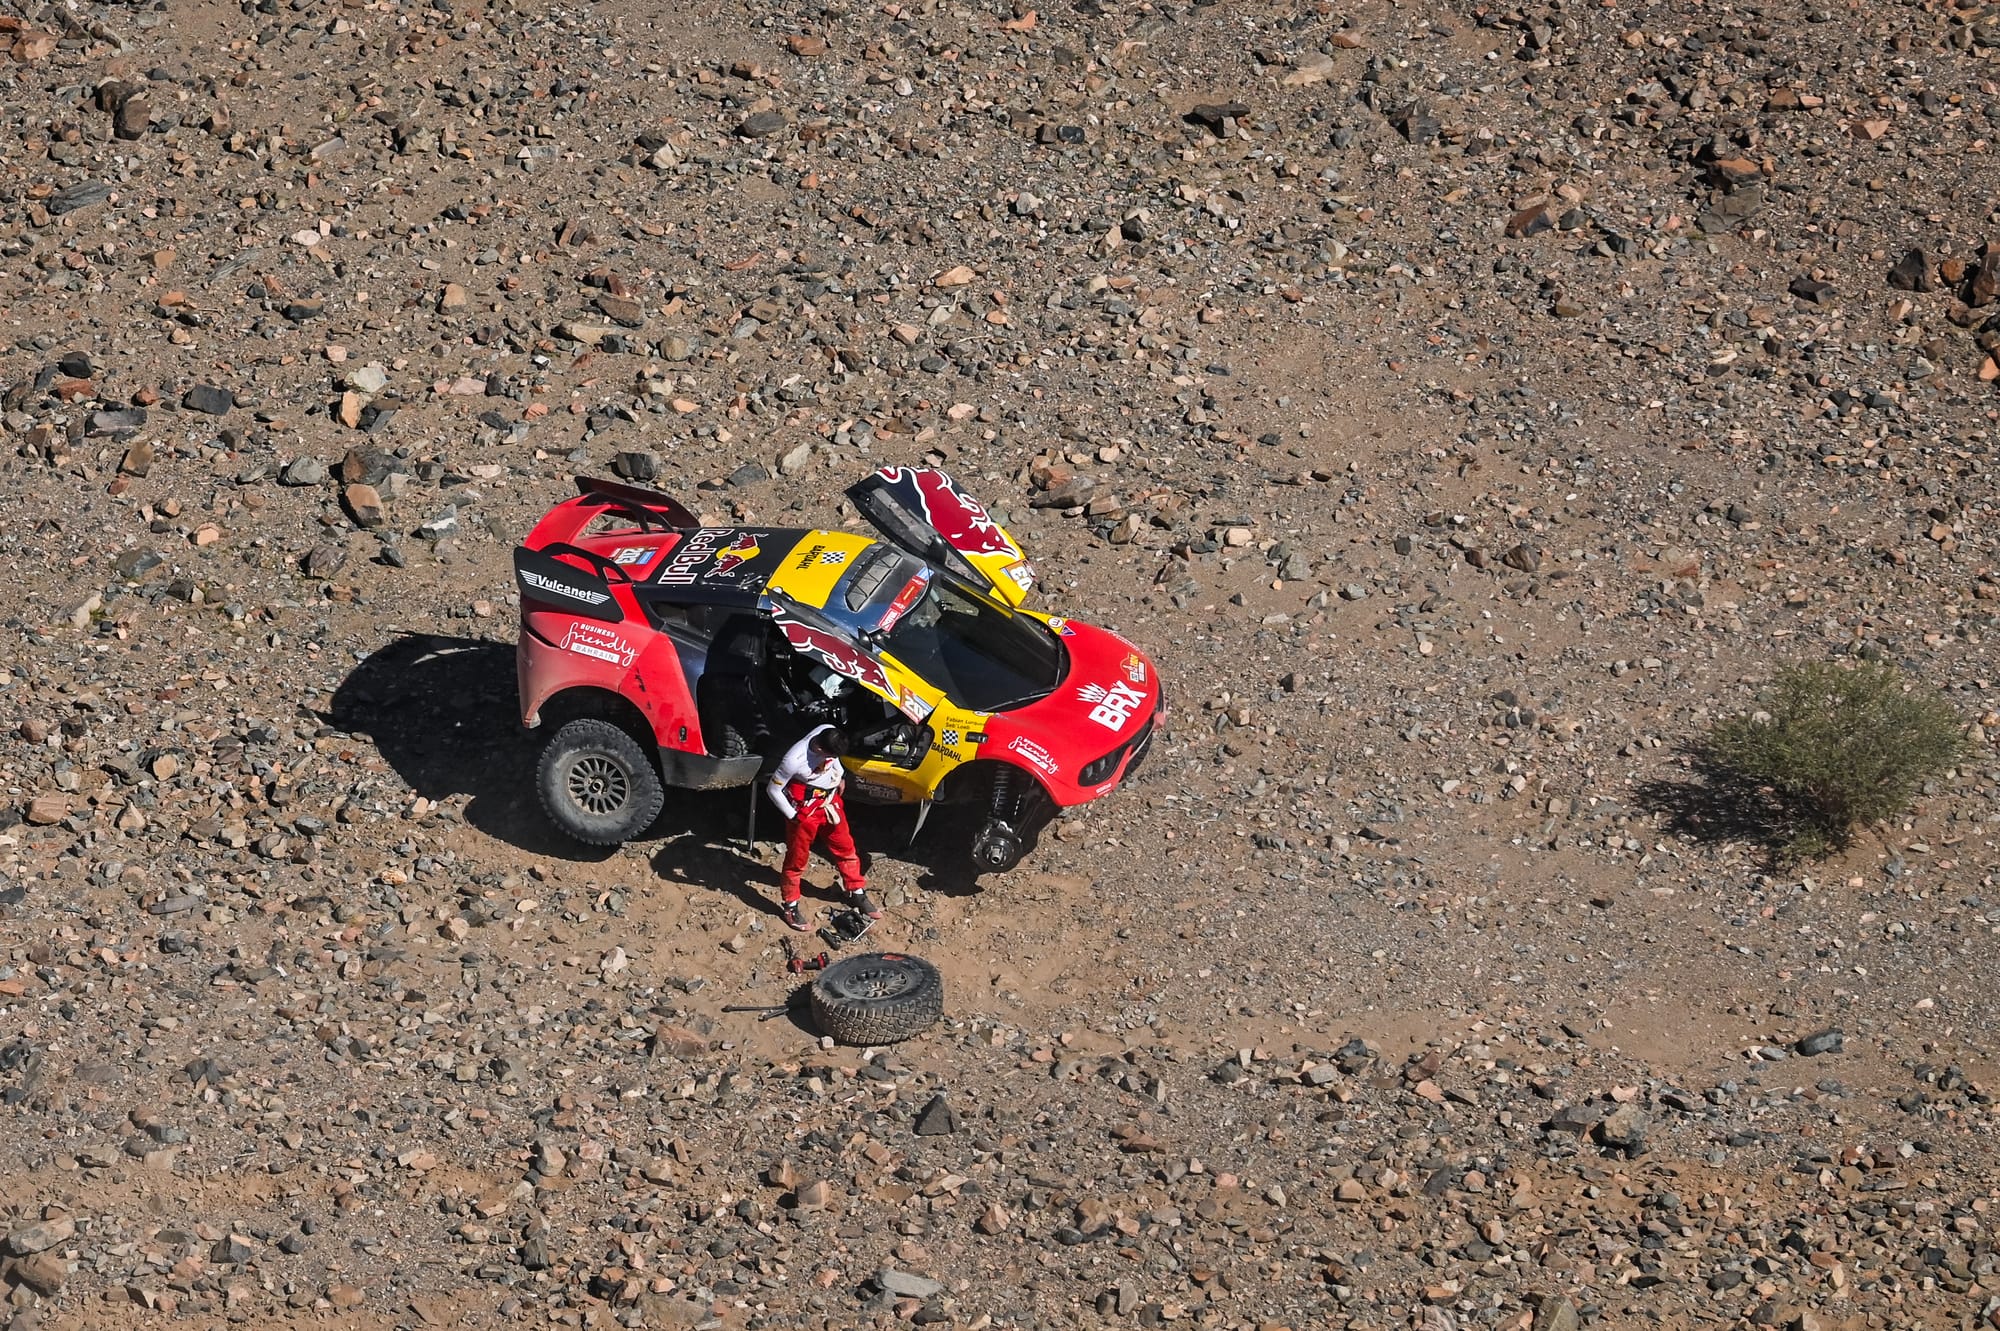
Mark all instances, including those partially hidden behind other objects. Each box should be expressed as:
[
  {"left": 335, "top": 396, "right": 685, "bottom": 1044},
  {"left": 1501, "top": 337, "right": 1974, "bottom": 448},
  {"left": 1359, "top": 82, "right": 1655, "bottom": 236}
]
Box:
[{"left": 321, "top": 632, "right": 609, "bottom": 860}]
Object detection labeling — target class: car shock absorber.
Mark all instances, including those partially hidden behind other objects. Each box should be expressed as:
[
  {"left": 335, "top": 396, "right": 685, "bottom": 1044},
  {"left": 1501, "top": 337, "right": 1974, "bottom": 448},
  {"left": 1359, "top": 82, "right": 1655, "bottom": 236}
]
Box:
[
  {"left": 972, "top": 765, "right": 1024, "bottom": 870},
  {"left": 974, "top": 766, "right": 1055, "bottom": 871},
  {"left": 987, "top": 763, "right": 1020, "bottom": 825}
]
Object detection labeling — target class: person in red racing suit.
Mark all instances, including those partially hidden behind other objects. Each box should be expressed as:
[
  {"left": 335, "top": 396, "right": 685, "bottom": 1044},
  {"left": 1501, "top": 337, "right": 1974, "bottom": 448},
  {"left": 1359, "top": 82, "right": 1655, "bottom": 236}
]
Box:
[{"left": 764, "top": 726, "right": 881, "bottom": 930}]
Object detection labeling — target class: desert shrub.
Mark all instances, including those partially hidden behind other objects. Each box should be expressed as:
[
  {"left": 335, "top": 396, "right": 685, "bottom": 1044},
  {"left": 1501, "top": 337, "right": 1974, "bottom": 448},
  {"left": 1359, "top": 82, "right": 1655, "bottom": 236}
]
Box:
[{"left": 1702, "top": 660, "right": 1970, "bottom": 860}]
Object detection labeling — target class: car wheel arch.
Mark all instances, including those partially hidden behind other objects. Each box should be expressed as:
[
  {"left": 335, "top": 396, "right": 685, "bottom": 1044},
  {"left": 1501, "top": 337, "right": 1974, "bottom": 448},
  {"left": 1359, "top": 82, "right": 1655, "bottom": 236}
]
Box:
[
  {"left": 537, "top": 686, "right": 663, "bottom": 756},
  {"left": 932, "top": 756, "right": 1049, "bottom": 806}
]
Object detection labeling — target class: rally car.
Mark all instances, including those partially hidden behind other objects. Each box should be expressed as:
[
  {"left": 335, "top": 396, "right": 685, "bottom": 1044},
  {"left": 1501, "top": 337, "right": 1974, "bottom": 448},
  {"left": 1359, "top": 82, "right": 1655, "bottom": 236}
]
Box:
[{"left": 513, "top": 468, "right": 1161, "bottom": 870}]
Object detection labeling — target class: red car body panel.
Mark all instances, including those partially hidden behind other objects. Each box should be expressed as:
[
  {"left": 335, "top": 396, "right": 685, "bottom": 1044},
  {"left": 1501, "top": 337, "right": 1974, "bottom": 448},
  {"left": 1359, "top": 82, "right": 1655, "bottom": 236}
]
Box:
[
  {"left": 519, "top": 609, "right": 704, "bottom": 754},
  {"left": 973, "top": 619, "right": 1160, "bottom": 806}
]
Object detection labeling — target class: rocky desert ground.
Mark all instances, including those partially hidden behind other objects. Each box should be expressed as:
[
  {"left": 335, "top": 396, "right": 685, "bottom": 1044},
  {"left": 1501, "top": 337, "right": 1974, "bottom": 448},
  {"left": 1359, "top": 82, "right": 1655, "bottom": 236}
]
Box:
[{"left": 1, "top": 0, "right": 1999, "bottom": 1325}]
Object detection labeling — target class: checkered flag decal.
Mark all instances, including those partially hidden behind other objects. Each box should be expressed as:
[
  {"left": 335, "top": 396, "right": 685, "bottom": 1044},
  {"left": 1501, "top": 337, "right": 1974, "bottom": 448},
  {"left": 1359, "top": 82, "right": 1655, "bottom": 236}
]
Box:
[
  {"left": 939, "top": 728, "right": 960, "bottom": 747},
  {"left": 819, "top": 549, "right": 848, "bottom": 565}
]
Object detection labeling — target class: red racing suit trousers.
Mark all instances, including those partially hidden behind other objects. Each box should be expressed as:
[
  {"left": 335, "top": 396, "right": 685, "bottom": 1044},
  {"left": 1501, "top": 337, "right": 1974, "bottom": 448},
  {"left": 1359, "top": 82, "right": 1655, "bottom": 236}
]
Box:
[{"left": 779, "top": 785, "right": 866, "bottom": 902}]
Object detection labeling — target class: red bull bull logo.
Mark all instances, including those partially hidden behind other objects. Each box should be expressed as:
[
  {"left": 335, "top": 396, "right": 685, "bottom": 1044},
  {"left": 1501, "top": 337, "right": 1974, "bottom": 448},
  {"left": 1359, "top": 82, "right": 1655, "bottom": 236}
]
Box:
[
  {"left": 657, "top": 527, "right": 761, "bottom": 586},
  {"left": 775, "top": 614, "right": 891, "bottom": 695},
  {"left": 880, "top": 466, "right": 1020, "bottom": 559},
  {"left": 711, "top": 533, "right": 761, "bottom": 576}
]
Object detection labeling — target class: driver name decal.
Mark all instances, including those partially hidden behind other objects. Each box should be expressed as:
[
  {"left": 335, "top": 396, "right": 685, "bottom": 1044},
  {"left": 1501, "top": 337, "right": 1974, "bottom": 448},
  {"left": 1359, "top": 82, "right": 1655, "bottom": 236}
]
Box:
[{"left": 1077, "top": 679, "right": 1146, "bottom": 731}]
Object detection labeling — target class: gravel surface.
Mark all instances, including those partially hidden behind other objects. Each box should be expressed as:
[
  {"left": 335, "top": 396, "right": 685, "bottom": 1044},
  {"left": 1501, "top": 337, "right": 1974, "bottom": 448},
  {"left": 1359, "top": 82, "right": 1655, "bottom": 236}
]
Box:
[{"left": 3, "top": 0, "right": 2000, "bottom": 1326}]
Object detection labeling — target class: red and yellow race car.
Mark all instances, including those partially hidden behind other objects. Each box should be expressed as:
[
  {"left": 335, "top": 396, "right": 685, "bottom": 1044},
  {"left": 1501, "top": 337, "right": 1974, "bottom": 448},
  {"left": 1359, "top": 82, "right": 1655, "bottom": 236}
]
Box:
[{"left": 513, "top": 468, "right": 1161, "bottom": 870}]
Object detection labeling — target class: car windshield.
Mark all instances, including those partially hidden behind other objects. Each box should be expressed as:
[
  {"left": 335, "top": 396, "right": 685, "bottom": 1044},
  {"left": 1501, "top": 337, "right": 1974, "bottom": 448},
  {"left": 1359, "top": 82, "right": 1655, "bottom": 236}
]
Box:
[{"left": 883, "top": 579, "right": 1064, "bottom": 711}]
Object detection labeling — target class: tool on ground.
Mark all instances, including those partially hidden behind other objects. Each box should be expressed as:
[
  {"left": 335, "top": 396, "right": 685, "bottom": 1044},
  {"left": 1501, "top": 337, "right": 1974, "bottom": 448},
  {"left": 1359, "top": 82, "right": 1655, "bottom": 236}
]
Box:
[
  {"left": 787, "top": 950, "right": 830, "bottom": 974},
  {"left": 721, "top": 1000, "right": 803, "bottom": 1021},
  {"left": 818, "top": 906, "right": 875, "bottom": 950}
]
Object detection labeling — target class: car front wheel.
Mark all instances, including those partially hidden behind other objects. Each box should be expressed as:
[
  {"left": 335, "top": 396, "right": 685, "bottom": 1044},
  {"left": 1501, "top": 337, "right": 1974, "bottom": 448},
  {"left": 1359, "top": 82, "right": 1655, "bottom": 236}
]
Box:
[{"left": 536, "top": 717, "right": 665, "bottom": 846}]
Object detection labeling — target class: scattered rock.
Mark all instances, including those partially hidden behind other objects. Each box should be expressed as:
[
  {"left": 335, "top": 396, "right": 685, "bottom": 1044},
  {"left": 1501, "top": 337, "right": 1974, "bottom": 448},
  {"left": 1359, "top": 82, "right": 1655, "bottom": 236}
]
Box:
[
  {"left": 613, "top": 450, "right": 661, "bottom": 482},
  {"left": 1505, "top": 204, "right": 1555, "bottom": 239},
  {"left": 1595, "top": 1103, "right": 1649, "bottom": 1155},
  {"left": 182, "top": 384, "right": 234, "bottom": 415},
  {"left": 343, "top": 484, "right": 386, "bottom": 529},
  {"left": 303, "top": 541, "right": 348, "bottom": 578},
  {"left": 1532, "top": 1295, "right": 1581, "bottom": 1331},
  {"left": 47, "top": 180, "right": 111, "bottom": 216},
  {"left": 7, "top": 1250, "right": 68, "bottom": 1296},
  {"left": 5, "top": 1218, "right": 76, "bottom": 1256},
  {"left": 913, "top": 1094, "right": 960, "bottom": 1136},
  {"left": 1184, "top": 101, "right": 1248, "bottom": 136},
  {"left": 1887, "top": 249, "right": 1935, "bottom": 293},
  {"left": 875, "top": 1270, "right": 944, "bottom": 1299},
  {"left": 280, "top": 457, "right": 329, "bottom": 487}
]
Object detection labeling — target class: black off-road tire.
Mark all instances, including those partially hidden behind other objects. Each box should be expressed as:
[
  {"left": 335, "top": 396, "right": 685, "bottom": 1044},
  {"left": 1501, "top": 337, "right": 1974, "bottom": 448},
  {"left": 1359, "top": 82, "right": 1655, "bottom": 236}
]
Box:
[
  {"left": 810, "top": 953, "right": 943, "bottom": 1046},
  {"left": 536, "top": 717, "right": 664, "bottom": 846}
]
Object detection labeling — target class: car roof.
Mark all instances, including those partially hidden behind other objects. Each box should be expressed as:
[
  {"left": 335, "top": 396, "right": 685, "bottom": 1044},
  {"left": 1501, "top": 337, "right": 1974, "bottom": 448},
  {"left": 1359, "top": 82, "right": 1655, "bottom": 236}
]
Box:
[{"left": 563, "top": 526, "right": 893, "bottom": 613}]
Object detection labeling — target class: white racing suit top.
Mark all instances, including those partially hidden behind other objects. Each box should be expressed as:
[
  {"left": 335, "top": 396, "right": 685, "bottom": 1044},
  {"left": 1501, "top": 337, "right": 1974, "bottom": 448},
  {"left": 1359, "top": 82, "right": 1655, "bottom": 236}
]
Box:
[{"left": 765, "top": 724, "right": 844, "bottom": 821}]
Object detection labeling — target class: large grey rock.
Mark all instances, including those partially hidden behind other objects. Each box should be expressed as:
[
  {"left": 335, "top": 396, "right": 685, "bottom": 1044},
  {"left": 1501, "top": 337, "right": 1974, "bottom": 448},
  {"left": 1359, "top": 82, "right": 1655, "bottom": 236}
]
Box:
[{"left": 875, "top": 1269, "right": 943, "bottom": 1298}]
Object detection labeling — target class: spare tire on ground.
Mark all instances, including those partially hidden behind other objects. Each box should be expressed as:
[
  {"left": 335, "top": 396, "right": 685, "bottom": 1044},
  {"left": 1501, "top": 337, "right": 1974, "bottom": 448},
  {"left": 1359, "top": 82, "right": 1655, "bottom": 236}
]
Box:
[{"left": 810, "top": 952, "right": 943, "bottom": 1045}]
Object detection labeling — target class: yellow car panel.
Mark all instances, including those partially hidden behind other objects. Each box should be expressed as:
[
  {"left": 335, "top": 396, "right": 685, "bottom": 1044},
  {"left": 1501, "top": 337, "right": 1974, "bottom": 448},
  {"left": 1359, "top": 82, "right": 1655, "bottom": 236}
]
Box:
[
  {"left": 765, "top": 530, "right": 878, "bottom": 609},
  {"left": 844, "top": 658, "right": 987, "bottom": 802},
  {"left": 960, "top": 545, "right": 1035, "bottom": 609}
]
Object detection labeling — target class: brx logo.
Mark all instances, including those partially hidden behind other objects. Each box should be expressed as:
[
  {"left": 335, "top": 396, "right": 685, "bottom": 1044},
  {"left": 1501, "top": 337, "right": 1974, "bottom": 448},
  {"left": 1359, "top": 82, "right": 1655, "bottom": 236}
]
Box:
[{"left": 1078, "top": 679, "right": 1145, "bottom": 730}]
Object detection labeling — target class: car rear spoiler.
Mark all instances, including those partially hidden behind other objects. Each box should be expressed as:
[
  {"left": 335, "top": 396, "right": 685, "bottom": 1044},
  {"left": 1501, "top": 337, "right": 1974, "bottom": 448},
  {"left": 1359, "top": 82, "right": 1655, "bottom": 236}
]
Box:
[
  {"left": 574, "top": 475, "right": 699, "bottom": 531},
  {"left": 514, "top": 545, "right": 626, "bottom": 622}
]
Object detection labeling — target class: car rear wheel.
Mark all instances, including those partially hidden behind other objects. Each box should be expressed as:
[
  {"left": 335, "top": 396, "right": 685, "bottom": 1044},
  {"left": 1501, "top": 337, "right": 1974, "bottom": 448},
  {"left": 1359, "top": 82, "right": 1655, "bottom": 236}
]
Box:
[{"left": 537, "top": 717, "right": 664, "bottom": 846}]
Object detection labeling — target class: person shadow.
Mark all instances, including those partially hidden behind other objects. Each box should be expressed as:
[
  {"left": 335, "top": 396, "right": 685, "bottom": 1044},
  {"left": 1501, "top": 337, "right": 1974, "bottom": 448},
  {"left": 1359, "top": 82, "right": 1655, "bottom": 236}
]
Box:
[{"left": 664, "top": 799, "right": 987, "bottom": 913}]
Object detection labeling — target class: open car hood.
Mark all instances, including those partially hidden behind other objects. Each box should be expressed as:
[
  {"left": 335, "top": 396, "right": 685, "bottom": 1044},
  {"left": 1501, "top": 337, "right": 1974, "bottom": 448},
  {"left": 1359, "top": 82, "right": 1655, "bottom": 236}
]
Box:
[{"left": 845, "top": 466, "right": 1036, "bottom": 608}]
